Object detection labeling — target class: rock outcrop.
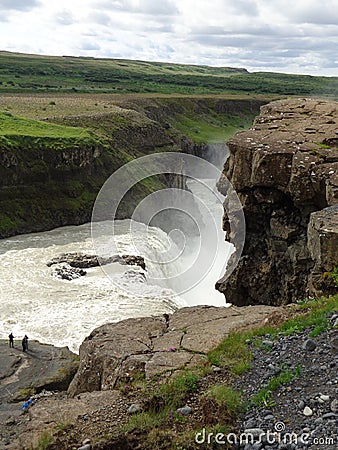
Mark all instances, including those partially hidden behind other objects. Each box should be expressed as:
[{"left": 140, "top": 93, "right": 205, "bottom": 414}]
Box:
[
  {"left": 0, "top": 339, "right": 78, "bottom": 423},
  {"left": 217, "top": 98, "right": 338, "bottom": 306},
  {"left": 47, "top": 252, "right": 146, "bottom": 270},
  {"left": 68, "top": 304, "right": 285, "bottom": 396}
]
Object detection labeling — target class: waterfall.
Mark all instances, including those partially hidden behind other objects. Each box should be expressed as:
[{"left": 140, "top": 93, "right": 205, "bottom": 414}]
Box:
[{"left": 0, "top": 145, "right": 234, "bottom": 352}]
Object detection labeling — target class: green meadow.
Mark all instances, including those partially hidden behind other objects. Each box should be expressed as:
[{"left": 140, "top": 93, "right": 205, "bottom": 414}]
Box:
[{"left": 1, "top": 51, "right": 337, "bottom": 97}]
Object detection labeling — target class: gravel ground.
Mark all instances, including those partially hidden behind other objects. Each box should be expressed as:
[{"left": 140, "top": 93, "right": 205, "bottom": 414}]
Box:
[{"left": 232, "top": 313, "right": 338, "bottom": 450}]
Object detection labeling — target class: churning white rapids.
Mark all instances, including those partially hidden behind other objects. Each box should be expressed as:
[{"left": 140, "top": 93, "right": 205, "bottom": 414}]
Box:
[{"left": 0, "top": 179, "right": 232, "bottom": 353}]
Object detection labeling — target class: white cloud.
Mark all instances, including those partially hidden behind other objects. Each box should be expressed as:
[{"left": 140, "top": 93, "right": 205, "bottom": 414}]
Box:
[
  {"left": 0, "top": 0, "right": 40, "bottom": 11},
  {"left": 54, "top": 9, "right": 76, "bottom": 26},
  {"left": 0, "top": 0, "right": 337, "bottom": 76},
  {"left": 266, "top": 0, "right": 338, "bottom": 25},
  {"left": 99, "top": 0, "right": 178, "bottom": 15}
]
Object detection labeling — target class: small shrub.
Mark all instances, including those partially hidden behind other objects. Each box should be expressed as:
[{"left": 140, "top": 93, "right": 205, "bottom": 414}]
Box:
[
  {"left": 37, "top": 431, "right": 54, "bottom": 450},
  {"left": 328, "top": 267, "right": 338, "bottom": 288},
  {"left": 206, "top": 385, "right": 241, "bottom": 416}
]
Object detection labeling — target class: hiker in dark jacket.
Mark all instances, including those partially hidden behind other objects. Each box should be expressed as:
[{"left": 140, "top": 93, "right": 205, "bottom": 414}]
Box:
[
  {"left": 22, "top": 336, "right": 27, "bottom": 352},
  {"left": 24, "top": 335, "right": 29, "bottom": 350},
  {"left": 8, "top": 332, "right": 14, "bottom": 348}
]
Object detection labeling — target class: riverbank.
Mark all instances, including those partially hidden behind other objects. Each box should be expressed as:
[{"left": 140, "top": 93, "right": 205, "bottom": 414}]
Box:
[{"left": 0, "top": 339, "right": 78, "bottom": 448}]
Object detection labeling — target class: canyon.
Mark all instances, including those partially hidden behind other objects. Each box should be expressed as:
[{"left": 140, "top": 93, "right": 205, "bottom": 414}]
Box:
[
  {"left": 0, "top": 96, "right": 262, "bottom": 238},
  {"left": 0, "top": 97, "right": 337, "bottom": 449}
]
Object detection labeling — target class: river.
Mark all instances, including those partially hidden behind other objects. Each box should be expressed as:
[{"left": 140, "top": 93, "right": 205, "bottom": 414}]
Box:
[{"left": 0, "top": 149, "right": 233, "bottom": 352}]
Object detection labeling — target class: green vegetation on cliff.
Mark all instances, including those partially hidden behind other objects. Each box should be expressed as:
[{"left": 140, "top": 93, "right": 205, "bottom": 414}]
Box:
[
  {"left": 0, "top": 110, "right": 112, "bottom": 236},
  {"left": 0, "top": 95, "right": 263, "bottom": 237},
  {"left": 0, "top": 111, "right": 100, "bottom": 150},
  {"left": 172, "top": 111, "right": 253, "bottom": 143},
  {"left": 0, "top": 51, "right": 337, "bottom": 97}
]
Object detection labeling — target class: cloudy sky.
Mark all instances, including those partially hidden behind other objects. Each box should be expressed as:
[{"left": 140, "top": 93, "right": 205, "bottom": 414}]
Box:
[{"left": 0, "top": 0, "right": 337, "bottom": 76}]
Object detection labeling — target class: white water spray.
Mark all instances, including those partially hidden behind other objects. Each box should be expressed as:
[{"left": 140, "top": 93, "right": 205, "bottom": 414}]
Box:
[{"left": 0, "top": 146, "right": 241, "bottom": 352}]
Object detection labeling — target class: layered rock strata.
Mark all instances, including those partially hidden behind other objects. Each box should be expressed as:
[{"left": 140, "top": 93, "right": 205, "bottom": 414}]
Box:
[{"left": 217, "top": 98, "right": 338, "bottom": 305}]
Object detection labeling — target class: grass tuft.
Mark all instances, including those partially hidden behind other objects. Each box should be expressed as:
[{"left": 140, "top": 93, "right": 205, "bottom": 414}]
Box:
[
  {"left": 158, "top": 371, "right": 200, "bottom": 409},
  {"left": 37, "top": 431, "right": 54, "bottom": 450},
  {"left": 207, "top": 331, "right": 253, "bottom": 375},
  {"left": 251, "top": 365, "right": 301, "bottom": 408},
  {"left": 206, "top": 385, "right": 241, "bottom": 416}
]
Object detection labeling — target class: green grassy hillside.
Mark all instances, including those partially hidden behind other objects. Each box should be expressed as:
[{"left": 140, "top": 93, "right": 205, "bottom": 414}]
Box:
[
  {"left": 0, "top": 111, "right": 99, "bottom": 150},
  {"left": 1, "top": 51, "right": 337, "bottom": 97}
]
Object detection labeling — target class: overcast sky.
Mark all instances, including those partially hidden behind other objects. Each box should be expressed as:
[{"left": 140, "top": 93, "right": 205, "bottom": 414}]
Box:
[{"left": 0, "top": 0, "right": 337, "bottom": 76}]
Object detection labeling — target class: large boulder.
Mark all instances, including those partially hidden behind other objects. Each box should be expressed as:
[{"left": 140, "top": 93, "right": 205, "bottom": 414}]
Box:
[{"left": 68, "top": 304, "right": 284, "bottom": 396}]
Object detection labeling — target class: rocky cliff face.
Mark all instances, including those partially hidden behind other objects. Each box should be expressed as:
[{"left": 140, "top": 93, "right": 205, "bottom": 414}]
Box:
[
  {"left": 217, "top": 98, "right": 338, "bottom": 306},
  {"left": 0, "top": 140, "right": 114, "bottom": 238},
  {"left": 0, "top": 97, "right": 263, "bottom": 238}
]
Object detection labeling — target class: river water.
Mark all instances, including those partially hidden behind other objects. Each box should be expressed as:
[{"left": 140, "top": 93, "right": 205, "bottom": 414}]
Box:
[{"left": 0, "top": 153, "right": 232, "bottom": 352}]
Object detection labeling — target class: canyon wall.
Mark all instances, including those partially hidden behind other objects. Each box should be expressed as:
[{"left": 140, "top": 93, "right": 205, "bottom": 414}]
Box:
[
  {"left": 217, "top": 98, "right": 338, "bottom": 305},
  {"left": 0, "top": 97, "right": 263, "bottom": 238}
]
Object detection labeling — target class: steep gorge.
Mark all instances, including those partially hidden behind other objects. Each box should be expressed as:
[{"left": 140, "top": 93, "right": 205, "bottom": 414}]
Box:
[{"left": 0, "top": 96, "right": 263, "bottom": 238}]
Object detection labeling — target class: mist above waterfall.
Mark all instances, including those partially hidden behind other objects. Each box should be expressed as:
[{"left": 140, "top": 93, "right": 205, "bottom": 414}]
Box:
[{"left": 92, "top": 147, "right": 235, "bottom": 304}]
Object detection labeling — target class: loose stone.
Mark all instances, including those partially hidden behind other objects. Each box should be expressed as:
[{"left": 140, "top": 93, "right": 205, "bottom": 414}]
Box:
[
  {"left": 303, "top": 406, "right": 313, "bottom": 416},
  {"left": 303, "top": 339, "right": 316, "bottom": 351}
]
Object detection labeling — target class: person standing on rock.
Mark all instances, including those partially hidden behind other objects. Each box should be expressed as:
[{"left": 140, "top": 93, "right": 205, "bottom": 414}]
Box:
[
  {"left": 163, "top": 313, "right": 170, "bottom": 328},
  {"left": 8, "top": 332, "right": 14, "bottom": 348},
  {"left": 24, "top": 335, "right": 29, "bottom": 350},
  {"left": 22, "top": 335, "right": 27, "bottom": 352}
]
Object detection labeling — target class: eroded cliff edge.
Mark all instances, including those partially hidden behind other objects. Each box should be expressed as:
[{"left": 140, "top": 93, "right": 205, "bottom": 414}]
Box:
[{"left": 217, "top": 98, "right": 338, "bottom": 306}]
